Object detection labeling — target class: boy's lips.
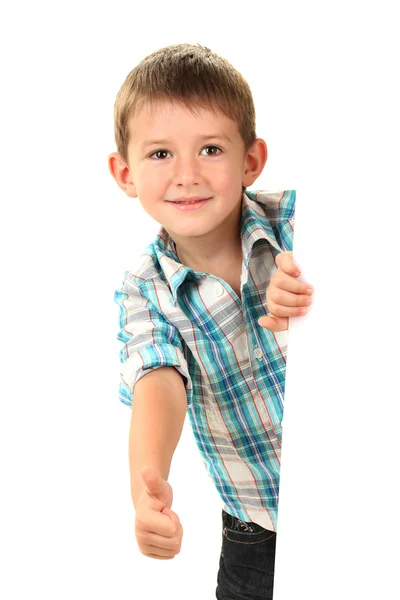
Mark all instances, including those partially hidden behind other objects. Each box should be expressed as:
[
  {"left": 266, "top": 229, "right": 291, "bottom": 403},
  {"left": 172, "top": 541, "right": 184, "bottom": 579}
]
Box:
[
  {"left": 167, "top": 196, "right": 212, "bottom": 203},
  {"left": 167, "top": 197, "right": 212, "bottom": 211}
]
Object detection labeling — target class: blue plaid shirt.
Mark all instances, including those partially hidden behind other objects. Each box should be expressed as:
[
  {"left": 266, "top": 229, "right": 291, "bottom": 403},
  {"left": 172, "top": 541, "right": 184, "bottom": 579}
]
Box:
[{"left": 114, "top": 190, "right": 295, "bottom": 530}]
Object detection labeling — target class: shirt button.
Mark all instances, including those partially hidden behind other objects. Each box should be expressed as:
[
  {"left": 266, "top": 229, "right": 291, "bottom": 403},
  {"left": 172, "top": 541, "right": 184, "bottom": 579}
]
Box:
[
  {"left": 215, "top": 284, "right": 224, "bottom": 297},
  {"left": 254, "top": 347, "right": 263, "bottom": 359}
]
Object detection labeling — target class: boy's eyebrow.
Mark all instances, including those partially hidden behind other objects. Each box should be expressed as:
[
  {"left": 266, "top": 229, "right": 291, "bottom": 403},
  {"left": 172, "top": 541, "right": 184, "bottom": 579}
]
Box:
[{"left": 141, "top": 134, "right": 232, "bottom": 149}]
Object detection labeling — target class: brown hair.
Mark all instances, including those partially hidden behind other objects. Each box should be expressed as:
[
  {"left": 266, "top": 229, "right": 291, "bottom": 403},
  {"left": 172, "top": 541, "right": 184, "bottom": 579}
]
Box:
[{"left": 113, "top": 43, "right": 257, "bottom": 168}]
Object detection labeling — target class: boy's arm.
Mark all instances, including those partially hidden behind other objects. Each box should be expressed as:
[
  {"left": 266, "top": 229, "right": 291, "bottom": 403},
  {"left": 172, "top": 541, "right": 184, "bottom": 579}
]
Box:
[{"left": 128, "top": 366, "right": 188, "bottom": 509}]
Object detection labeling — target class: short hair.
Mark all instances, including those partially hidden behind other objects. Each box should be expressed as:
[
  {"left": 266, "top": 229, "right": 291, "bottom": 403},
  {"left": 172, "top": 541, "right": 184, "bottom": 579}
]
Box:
[{"left": 113, "top": 43, "right": 257, "bottom": 167}]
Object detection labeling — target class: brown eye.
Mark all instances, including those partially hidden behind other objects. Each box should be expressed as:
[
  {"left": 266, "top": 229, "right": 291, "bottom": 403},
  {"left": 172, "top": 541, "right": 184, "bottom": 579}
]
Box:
[
  {"left": 150, "top": 150, "right": 170, "bottom": 160},
  {"left": 202, "top": 146, "right": 222, "bottom": 156}
]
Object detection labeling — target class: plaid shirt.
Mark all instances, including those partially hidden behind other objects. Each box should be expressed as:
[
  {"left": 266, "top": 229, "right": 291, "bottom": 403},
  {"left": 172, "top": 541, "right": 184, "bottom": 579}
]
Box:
[{"left": 114, "top": 190, "right": 295, "bottom": 531}]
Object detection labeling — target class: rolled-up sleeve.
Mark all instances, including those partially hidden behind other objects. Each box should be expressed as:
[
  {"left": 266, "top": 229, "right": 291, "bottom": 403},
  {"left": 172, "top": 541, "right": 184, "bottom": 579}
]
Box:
[{"left": 114, "top": 272, "right": 193, "bottom": 409}]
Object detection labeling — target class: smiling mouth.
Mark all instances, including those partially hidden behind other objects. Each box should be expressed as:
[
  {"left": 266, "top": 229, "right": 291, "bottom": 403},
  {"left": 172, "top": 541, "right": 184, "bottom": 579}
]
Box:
[
  {"left": 175, "top": 199, "right": 207, "bottom": 205},
  {"left": 170, "top": 197, "right": 211, "bottom": 204}
]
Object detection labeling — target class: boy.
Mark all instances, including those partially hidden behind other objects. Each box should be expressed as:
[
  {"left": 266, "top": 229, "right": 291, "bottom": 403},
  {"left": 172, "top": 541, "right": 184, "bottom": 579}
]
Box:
[{"left": 109, "top": 43, "right": 313, "bottom": 600}]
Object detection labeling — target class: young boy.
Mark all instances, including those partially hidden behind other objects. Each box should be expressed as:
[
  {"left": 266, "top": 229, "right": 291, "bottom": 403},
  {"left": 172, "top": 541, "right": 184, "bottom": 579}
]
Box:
[{"left": 109, "top": 43, "right": 313, "bottom": 600}]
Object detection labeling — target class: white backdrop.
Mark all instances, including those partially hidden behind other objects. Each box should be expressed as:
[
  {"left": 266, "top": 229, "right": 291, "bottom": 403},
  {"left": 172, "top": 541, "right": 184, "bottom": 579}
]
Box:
[{"left": 1, "top": 1, "right": 399, "bottom": 599}]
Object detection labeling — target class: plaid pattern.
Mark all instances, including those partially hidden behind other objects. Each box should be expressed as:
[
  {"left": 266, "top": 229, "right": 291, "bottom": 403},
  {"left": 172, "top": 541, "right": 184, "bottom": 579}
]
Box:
[{"left": 114, "top": 190, "right": 295, "bottom": 531}]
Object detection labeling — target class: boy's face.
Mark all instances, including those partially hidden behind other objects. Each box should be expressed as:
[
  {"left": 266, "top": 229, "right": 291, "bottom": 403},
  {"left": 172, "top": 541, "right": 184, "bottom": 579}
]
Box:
[{"left": 110, "top": 100, "right": 267, "bottom": 253}]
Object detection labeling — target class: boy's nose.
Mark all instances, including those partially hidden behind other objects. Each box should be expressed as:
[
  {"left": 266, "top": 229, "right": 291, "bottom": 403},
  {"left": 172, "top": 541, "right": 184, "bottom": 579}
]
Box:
[{"left": 172, "top": 157, "right": 201, "bottom": 186}]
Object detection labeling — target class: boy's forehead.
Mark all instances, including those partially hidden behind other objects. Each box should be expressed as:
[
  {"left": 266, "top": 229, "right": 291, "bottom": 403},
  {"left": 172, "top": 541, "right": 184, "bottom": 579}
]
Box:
[{"left": 129, "top": 99, "right": 239, "bottom": 140}]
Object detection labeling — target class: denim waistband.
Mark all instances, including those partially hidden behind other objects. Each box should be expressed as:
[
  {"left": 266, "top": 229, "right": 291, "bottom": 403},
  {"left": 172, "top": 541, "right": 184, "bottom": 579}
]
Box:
[{"left": 222, "top": 509, "right": 275, "bottom": 535}]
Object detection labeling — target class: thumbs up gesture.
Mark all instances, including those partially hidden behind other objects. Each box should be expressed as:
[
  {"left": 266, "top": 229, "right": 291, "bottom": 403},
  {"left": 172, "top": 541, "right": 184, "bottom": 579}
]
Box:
[{"left": 135, "top": 466, "right": 183, "bottom": 560}]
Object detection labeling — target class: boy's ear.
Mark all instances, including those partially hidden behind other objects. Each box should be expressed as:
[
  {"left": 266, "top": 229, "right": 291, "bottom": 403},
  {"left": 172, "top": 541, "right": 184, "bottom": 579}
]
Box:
[
  {"left": 107, "top": 152, "right": 138, "bottom": 198},
  {"left": 242, "top": 139, "right": 268, "bottom": 187}
]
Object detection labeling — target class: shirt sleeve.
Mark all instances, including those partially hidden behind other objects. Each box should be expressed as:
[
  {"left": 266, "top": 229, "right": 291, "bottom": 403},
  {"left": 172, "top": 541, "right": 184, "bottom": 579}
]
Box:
[
  {"left": 113, "top": 271, "right": 193, "bottom": 409},
  {"left": 276, "top": 189, "right": 296, "bottom": 252}
]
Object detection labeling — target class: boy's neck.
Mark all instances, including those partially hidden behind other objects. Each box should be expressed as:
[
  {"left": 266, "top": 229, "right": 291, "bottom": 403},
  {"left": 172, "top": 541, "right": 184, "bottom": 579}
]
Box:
[{"left": 175, "top": 237, "right": 243, "bottom": 275}]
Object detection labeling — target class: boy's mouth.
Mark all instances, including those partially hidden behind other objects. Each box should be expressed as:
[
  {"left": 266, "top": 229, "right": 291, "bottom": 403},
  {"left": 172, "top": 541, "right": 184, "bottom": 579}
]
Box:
[
  {"left": 167, "top": 197, "right": 212, "bottom": 211},
  {"left": 168, "top": 196, "right": 212, "bottom": 204}
]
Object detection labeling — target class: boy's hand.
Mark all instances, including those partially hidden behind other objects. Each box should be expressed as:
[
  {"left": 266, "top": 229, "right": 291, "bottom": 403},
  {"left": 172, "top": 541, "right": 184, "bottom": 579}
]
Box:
[
  {"left": 135, "top": 466, "right": 183, "bottom": 560},
  {"left": 258, "top": 251, "right": 314, "bottom": 332}
]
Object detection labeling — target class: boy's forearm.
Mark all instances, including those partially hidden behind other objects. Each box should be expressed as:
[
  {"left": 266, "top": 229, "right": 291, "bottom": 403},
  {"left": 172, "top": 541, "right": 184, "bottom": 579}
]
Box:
[{"left": 128, "top": 368, "right": 188, "bottom": 509}]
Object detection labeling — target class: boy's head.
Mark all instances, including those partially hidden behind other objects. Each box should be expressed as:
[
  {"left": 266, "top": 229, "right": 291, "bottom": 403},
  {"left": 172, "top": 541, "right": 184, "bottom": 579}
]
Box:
[{"left": 108, "top": 44, "right": 267, "bottom": 257}]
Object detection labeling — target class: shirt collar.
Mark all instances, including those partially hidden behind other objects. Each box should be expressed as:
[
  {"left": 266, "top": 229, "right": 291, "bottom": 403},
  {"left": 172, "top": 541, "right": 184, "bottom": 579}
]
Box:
[{"left": 150, "top": 191, "right": 284, "bottom": 306}]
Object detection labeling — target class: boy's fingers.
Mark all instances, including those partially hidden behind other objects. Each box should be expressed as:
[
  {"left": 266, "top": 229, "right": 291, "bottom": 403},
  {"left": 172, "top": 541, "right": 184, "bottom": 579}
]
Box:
[
  {"left": 276, "top": 251, "right": 301, "bottom": 276},
  {"left": 272, "top": 270, "right": 313, "bottom": 295},
  {"left": 264, "top": 303, "right": 308, "bottom": 318},
  {"left": 161, "top": 508, "right": 182, "bottom": 535},
  {"left": 136, "top": 509, "right": 176, "bottom": 538},
  {"left": 269, "top": 288, "right": 313, "bottom": 308},
  {"left": 138, "top": 530, "right": 181, "bottom": 552},
  {"left": 161, "top": 507, "right": 177, "bottom": 521}
]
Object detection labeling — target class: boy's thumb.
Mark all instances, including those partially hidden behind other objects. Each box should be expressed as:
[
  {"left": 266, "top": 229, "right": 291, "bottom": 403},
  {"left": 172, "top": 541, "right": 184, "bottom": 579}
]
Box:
[
  {"left": 141, "top": 466, "right": 164, "bottom": 498},
  {"left": 258, "top": 315, "right": 288, "bottom": 332}
]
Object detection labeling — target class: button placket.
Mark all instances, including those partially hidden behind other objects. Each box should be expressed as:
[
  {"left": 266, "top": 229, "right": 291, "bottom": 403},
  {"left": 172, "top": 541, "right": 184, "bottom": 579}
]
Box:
[
  {"left": 254, "top": 347, "right": 263, "bottom": 359},
  {"left": 214, "top": 283, "right": 224, "bottom": 297}
]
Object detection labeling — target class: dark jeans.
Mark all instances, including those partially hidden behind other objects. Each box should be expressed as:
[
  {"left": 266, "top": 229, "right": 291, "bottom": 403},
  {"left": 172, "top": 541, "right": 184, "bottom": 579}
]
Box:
[{"left": 216, "top": 509, "right": 276, "bottom": 600}]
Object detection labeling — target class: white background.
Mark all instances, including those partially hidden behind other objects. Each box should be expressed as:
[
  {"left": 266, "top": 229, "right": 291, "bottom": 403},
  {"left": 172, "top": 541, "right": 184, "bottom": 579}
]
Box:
[{"left": 1, "top": 1, "right": 399, "bottom": 599}]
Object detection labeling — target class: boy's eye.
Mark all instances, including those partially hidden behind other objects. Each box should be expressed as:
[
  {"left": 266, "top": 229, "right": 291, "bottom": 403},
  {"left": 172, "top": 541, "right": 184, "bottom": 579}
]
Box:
[
  {"left": 150, "top": 150, "right": 170, "bottom": 160},
  {"left": 202, "top": 145, "right": 222, "bottom": 156},
  {"left": 149, "top": 145, "right": 222, "bottom": 160}
]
